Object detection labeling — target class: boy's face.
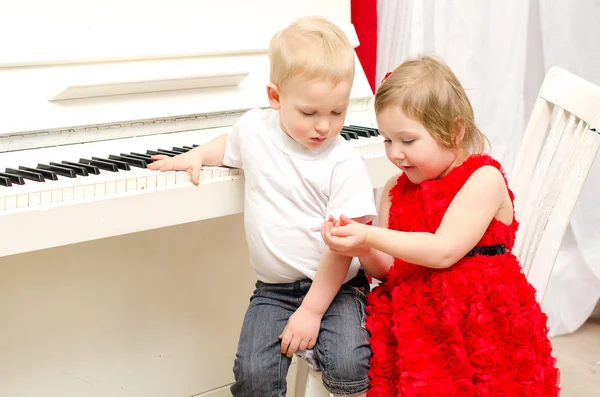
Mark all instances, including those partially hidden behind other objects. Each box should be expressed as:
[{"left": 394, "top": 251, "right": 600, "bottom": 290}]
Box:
[{"left": 267, "top": 76, "right": 352, "bottom": 150}]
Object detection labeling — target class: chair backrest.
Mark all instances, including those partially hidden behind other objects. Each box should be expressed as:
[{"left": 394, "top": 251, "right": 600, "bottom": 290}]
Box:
[{"left": 510, "top": 66, "right": 600, "bottom": 304}]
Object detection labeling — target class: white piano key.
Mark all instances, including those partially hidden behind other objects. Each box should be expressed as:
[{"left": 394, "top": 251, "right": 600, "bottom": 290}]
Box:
[
  {"left": 51, "top": 188, "right": 63, "bottom": 203},
  {"left": 126, "top": 178, "right": 137, "bottom": 192},
  {"left": 201, "top": 169, "right": 212, "bottom": 180},
  {"left": 0, "top": 194, "right": 4, "bottom": 210},
  {"left": 166, "top": 172, "right": 176, "bottom": 186},
  {"left": 5, "top": 195, "right": 17, "bottom": 210},
  {"left": 175, "top": 171, "right": 187, "bottom": 184},
  {"left": 137, "top": 175, "right": 147, "bottom": 190},
  {"left": 84, "top": 183, "right": 95, "bottom": 198},
  {"left": 156, "top": 173, "right": 166, "bottom": 187},
  {"left": 29, "top": 191, "right": 42, "bottom": 206},
  {"left": 95, "top": 181, "right": 107, "bottom": 196},
  {"left": 41, "top": 190, "right": 52, "bottom": 205},
  {"left": 74, "top": 185, "right": 85, "bottom": 200},
  {"left": 116, "top": 179, "right": 127, "bottom": 193}
]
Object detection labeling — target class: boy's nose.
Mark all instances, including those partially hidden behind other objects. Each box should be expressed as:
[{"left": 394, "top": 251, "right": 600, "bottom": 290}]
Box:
[{"left": 315, "top": 120, "right": 330, "bottom": 135}]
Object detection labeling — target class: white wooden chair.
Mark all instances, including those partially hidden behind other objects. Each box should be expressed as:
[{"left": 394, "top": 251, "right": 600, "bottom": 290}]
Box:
[{"left": 511, "top": 66, "right": 600, "bottom": 304}]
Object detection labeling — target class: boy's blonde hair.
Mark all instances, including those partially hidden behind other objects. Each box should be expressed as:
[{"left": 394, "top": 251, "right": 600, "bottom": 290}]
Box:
[
  {"left": 269, "top": 16, "right": 355, "bottom": 89},
  {"left": 375, "top": 55, "right": 488, "bottom": 154}
]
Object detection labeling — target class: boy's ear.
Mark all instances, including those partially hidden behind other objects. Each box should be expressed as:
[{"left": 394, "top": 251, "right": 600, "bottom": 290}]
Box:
[{"left": 266, "top": 83, "right": 281, "bottom": 110}]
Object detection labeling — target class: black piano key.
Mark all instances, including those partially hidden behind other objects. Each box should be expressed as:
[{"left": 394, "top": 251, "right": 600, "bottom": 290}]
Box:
[
  {"left": 5, "top": 167, "right": 45, "bottom": 182},
  {"left": 183, "top": 146, "right": 195, "bottom": 150},
  {"left": 38, "top": 163, "right": 76, "bottom": 178},
  {"left": 109, "top": 155, "right": 146, "bottom": 168},
  {"left": 342, "top": 130, "right": 358, "bottom": 139},
  {"left": 122, "top": 153, "right": 153, "bottom": 164},
  {"left": 19, "top": 166, "right": 58, "bottom": 181},
  {"left": 348, "top": 125, "right": 379, "bottom": 137},
  {"left": 192, "top": 144, "right": 200, "bottom": 148},
  {"left": 340, "top": 132, "right": 351, "bottom": 141},
  {"left": 171, "top": 147, "right": 189, "bottom": 153},
  {"left": 0, "top": 176, "right": 12, "bottom": 187},
  {"left": 92, "top": 157, "right": 131, "bottom": 171},
  {"left": 130, "top": 152, "right": 153, "bottom": 160},
  {"left": 62, "top": 161, "right": 101, "bottom": 175},
  {"left": 80, "top": 158, "right": 118, "bottom": 172},
  {"left": 54, "top": 162, "right": 90, "bottom": 176},
  {"left": 343, "top": 127, "right": 371, "bottom": 138},
  {"left": 349, "top": 124, "right": 378, "bottom": 132},
  {"left": 156, "top": 149, "right": 181, "bottom": 156},
  {"left": 0, "top": 172, "right": 25, "bottom": 185}
]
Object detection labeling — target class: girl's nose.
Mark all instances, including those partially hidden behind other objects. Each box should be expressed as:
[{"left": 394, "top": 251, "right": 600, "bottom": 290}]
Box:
[{"left": 390, "top": 147, "right": 406, "bottom": 160}]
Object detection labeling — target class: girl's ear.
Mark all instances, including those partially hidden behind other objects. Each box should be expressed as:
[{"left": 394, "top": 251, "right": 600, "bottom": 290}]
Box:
[{"left": 453, "top": 116, "right": 466, "bottom": 147}]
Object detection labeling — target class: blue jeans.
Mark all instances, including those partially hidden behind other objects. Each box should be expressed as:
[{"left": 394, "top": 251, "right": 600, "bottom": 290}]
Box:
[{"left": 231, "top": 271, "right": 371, "bottom": 396}]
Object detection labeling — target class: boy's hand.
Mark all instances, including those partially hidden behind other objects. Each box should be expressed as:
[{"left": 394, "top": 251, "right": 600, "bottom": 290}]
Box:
[
  {"left": 147, "top": 148, "right": 204, "bottom": 185},
  {"left": 279, "top": 306, "right": 321, "bottom": 357},
  {"left": 322, "top": 215, "right": 371, "bottom": 257}
]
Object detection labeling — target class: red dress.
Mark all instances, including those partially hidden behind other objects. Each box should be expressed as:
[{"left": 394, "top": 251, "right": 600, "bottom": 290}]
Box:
[{"left": 366, "top": 155, "right": 559, "bottom": 397}]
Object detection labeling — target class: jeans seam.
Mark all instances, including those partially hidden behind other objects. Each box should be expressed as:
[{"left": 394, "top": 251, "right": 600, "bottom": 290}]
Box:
[{"left": 353, "top": 290, "right": 367, "bottom": 329}]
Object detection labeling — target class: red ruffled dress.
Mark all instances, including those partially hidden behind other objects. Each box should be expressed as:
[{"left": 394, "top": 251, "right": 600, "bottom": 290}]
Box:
[{"left": 366, "top": 154, "right": 559, "bottom": 397}]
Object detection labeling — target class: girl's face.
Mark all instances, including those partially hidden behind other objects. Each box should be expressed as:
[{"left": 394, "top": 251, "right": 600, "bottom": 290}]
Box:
[{"left": 376, "top": 107, "right": 463, "bottom": 184}]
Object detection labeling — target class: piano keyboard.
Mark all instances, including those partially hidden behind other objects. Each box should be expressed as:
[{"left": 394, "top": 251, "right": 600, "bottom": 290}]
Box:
[{"left": 0, "top": 125, "right": 383, "bottom": 211}]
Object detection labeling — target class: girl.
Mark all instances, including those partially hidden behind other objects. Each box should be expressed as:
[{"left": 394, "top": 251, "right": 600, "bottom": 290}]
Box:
[{"left": 322, "top": 56, "right": 560, "bottom": 396}]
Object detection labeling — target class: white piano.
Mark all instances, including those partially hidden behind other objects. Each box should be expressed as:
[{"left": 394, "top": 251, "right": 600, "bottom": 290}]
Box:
[{"left": 0, "top": 1, "right": 396, "bottom": 396}]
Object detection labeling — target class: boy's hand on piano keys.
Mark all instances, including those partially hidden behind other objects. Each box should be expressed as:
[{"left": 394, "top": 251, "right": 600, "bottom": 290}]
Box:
[{"left": 147, "top": 149, "right": 204, "bottom": 185}]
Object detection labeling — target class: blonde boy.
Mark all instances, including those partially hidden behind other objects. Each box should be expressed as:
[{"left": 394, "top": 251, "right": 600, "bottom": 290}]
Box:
[{"left": 149, "top": 17, "right": 375, "bottom": 397}]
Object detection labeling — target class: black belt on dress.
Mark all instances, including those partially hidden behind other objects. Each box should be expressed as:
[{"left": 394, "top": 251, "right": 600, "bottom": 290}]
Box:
[{"left": 465, "top": 244, "right": 508, "bottom": 257}]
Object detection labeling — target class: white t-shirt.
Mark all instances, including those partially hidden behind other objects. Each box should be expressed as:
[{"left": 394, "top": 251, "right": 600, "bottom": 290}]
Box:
[{"left": 223, "top": 108, "right": 377, "bottom": 283}]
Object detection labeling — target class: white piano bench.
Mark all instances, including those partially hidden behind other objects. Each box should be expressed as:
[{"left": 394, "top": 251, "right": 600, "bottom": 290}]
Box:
[{"left": 294, "top": 357, "right": 331, "bottom": 397}]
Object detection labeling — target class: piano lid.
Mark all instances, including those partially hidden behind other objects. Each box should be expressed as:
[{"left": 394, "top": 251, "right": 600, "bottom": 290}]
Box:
[{"left": 0, "top": 0, "right": 373, "bottom": 150}]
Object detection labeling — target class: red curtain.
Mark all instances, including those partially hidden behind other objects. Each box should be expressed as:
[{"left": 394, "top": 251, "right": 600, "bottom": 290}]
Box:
[{"left": 351, "top": 0, "right": 378, "bottom": 93}]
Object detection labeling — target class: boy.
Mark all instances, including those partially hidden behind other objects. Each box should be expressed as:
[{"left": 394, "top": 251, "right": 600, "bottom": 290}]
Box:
[{"left": 148, "top": 16, "right": 375, "bottom": 397}]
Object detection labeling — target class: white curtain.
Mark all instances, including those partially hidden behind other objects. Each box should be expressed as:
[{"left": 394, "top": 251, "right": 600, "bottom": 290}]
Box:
[{"left": 376, "top": 0, "right": 600, "bottom": 336}]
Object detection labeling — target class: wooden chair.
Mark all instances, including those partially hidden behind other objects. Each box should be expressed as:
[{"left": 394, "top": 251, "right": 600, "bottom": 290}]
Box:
[{"left": 511, "top": 66, "right": 600, "bottom": 304}]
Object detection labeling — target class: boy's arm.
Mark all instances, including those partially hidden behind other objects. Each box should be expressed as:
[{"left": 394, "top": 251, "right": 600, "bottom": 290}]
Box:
[
  {"left": 279, "top": 246, "right": 352, "bottom": 357},
  {"left": 147, "top": 133, "right": 229, "bottom": 184}
]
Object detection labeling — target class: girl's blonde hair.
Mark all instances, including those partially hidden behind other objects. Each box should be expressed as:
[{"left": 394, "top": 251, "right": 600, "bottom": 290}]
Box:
[
  {"left": 375, "top": 55, "right": 488, "bottom": 154},
  {"left": 268, "top": 16, "right": 355, "bottom": 88}
]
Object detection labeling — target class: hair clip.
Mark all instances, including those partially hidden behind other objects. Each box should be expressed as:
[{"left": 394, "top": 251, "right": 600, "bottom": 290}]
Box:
[{"left": 381, "top": 71, "right": 393, "bottom": 84}]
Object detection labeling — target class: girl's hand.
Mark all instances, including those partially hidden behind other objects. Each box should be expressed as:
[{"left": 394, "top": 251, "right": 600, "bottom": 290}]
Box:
[{"left": 322, "top": 215, "right": 370, "bottom": 256}]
